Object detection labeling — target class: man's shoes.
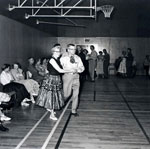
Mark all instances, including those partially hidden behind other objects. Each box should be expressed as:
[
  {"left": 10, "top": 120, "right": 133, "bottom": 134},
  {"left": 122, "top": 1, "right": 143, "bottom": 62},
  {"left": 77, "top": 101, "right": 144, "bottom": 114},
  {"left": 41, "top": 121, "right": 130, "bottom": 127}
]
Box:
[
  {"left": 0, "top": 115, "right": 11, "bottom": 121},
  {"left": 0, "top": 123, "right": 9, "bottom": 131},
  {"left": 71, "top": 112, "right": 79, "bottom": 117}
]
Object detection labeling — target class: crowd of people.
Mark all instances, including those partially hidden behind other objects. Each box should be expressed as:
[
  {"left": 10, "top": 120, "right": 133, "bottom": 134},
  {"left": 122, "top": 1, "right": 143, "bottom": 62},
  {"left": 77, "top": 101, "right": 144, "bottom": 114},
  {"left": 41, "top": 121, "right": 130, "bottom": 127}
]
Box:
[
  {"left": 76, "top": 45, "right": 110, "bottom": 81},
  {"left": 0, "top": 43, "right": 84, "bottom": 131},
  {"left": 115, "top": 48, "right": 137, "bottom": 78},
  {"left": 0, "top": 43, "right": 149, "bottom": 131}
]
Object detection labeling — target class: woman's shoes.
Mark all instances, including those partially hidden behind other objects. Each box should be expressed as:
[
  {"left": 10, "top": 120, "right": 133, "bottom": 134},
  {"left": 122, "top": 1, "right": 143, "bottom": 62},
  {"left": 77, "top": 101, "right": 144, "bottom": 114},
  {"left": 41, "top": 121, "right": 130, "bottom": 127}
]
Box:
[
  {"left": 21, "top": 102, "right": 29, "bottom": 107},
  {"left": 50, "top": 115, "right": 58, "bottom": 121},
  {"left": 24, "top": 98, "right": 31, "bottom": 102},
  {"left": 46, "top": 109, "right": 56, "bottom": 114},
  {"left": 0, "top": 114, "right": 11, "bottom": 121}
]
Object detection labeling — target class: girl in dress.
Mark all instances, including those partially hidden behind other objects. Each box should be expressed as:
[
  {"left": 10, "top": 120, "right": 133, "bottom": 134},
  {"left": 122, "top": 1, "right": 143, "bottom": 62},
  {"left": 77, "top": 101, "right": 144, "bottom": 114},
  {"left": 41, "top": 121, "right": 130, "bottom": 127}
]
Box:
[
  {"left": 96, "top": 51, "right": 104, "bottom": 79},
  {"left": 118, "top": 51, "right": 127, "bottom": 78},
  {"left": 36, "top": 47, "right": 76, "bottom": 120}
]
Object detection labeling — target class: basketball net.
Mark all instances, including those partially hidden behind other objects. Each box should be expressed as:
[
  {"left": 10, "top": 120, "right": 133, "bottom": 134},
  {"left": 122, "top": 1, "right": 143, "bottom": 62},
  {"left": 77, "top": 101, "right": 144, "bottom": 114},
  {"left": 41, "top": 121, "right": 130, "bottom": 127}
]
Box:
[{"left": 97, "top": 5, "right": 114, "bottom": 18}]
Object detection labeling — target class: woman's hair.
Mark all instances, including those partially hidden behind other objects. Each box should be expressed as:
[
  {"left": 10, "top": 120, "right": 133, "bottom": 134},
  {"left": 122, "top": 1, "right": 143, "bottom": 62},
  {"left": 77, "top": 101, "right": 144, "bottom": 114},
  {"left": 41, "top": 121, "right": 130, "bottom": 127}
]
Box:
[
  {"left": 122, "top": 50, "right": 126, "bottom": 56},
  {"left": 127, "top": 48, "right": 132, "bottom": 52},
  {"left": 99, "top": 51, "right": 103, "bottom": 54},
  {"left": 51, "top": 46, "right": 61, "bottom": 54},
  {"left": 83, "top": 49, "right": 88, "bottom": 54},
  {"left": 35, "top": 58, "right": 41, "bottom": 65},
  {"left": 67, "top": 44, "right": 75, "bottom": 48},
  {"left": 90, "top": 45, "right": 95, "bottom": 50},
  {"left": 13, "top": 62, "right": 22, "bottom": 68},
  {"left": 53, "top": 43, "right": 61, "bottom": 47},
  {"left": 1, "top": 64, "right": 11, "bottom": 71}
]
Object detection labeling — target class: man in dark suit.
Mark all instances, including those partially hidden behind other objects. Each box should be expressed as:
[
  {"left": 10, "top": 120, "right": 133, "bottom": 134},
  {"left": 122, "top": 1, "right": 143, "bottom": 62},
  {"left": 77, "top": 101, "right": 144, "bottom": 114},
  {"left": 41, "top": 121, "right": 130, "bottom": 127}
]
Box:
[{"left": 103, "top": 49, "right": 110, "bottom": 78}]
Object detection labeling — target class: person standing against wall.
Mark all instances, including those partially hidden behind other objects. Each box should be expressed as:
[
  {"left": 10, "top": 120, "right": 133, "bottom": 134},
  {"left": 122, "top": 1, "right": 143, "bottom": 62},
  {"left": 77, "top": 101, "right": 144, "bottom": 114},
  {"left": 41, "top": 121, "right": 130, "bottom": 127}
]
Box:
[
  {"left": 126, "top": 48, "right": 134, "bottom": 78},
  {"left": 60, "top": 44, "right": 84, "bottom": 116},
  {"left": 88, "top": 45, "right": 97, "bottom": 82},
  {"left": 143, "top": 55, "right": 150, "bottom": 78},
  {"left": 103, "top": 49, "right": 110, "bottom": 79},
  {"left": 96, "top": 51, "right": 104, "bottom": 79}
]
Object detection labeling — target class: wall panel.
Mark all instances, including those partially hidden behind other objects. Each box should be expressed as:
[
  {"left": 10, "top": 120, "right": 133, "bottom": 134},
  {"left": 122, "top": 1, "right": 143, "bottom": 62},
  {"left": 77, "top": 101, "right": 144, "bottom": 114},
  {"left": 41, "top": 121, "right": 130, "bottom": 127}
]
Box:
[
  {"left": 58, "top": 37, "right": 150, "bottom": 75},
  {"left": 0, "top": 15, "right": 57, "bottom": 70}
]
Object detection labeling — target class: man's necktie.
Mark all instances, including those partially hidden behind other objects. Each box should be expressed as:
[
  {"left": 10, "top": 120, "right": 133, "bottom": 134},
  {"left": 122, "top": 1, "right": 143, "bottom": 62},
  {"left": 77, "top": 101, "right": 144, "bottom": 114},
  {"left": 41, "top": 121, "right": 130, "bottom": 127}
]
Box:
[{"left": 70, "top": 56, "right": 75, "bottom": 63}]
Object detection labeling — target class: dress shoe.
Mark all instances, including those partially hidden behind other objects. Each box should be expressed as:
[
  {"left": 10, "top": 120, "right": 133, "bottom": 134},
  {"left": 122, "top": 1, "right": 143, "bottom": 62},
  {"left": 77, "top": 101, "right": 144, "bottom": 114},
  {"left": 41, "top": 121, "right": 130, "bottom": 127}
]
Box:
[
  {"left": 0, "top": 123, "right": 9, "bottom": 131},
  {"left": 21, "top": 102, "right": 29, "bottom": 107},
  {"left": 50, "top": 115, "right": 58, "bottom": 121},
  {"left": 46, "top": 109, "right": 56, "bottom": 114},
  {"left": 0, "top": 115, "right": 11, "bottom": 121},
  {"left": 0, "top": 102, "right": 14, "bottom": 110},
  {"left": 71, "top": 112, "right": 79, "bottom": 117}
]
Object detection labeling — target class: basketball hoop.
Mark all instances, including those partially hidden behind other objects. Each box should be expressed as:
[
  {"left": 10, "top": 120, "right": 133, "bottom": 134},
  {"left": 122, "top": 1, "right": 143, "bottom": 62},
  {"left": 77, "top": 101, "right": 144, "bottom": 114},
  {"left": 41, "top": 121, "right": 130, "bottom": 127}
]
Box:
[{"left": 97, "top": 5, "right": 114, "bottom": 18}]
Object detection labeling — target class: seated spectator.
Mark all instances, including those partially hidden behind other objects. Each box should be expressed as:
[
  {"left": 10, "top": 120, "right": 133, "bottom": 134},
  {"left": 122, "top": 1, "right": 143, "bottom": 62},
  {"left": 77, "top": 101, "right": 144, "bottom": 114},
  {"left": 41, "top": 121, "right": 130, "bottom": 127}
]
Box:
[
  {"left": 0, "top": 64, "right": 30, "bottom": 107},
  {"left": 41, "top": 58, "right": 49, "bottom": 75},
  {"left": 0, "top": 92, "right": 11, "bottom": 121},
  {"left": 27, "top": 58, "right": 44, "bottom": 84},
  {"left": 11, "top": 63, "right": 39, "bottom": 102},
  {"left": 35, "top": 58, "right": 48, "bottom": 77}
]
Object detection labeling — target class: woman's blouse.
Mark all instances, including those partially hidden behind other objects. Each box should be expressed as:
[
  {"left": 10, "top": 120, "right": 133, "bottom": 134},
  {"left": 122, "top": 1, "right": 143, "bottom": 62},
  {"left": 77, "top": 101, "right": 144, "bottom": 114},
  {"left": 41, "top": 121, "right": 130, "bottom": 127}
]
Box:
[
  {"left": 0, "top": 71, "right": 13, "bottom": 85},
  {"left": 97, "top": 55, "right": 104, "bottom": 62},
  {"left": 47, "top": 57, "right": 62, "bottom": 75},
  {"left": 11, "top": 68, "right": 24, "bottom": 81},
  {"left": 36, "top": 63, "right": 47, "bottom": 76}
]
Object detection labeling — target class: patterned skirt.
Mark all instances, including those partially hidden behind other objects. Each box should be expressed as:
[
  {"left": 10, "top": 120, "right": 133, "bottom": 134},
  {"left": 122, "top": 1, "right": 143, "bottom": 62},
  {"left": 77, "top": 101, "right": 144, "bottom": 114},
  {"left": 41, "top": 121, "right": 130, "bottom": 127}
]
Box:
[{"left": 36, "top": 75, "right": 64, "bottom": 110}]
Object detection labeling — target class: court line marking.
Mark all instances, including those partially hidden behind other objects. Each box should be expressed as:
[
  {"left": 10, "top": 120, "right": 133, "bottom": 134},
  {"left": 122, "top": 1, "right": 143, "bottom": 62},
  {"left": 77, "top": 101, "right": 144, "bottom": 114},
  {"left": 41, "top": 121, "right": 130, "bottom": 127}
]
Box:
[
  {"left": 41, "top": 99, "right": 71, "bottom": 149},
  {"left": 55, "top": 113, "right": 72, "bottom": 149},
  {"left": 78, "top": 109, "right": 150, "bottom": 112},
  {"left": 15, "top": 111, "right": 48, "bottom": 149},
  {"left": 113, "top": 80, "right": 150, "bottom": 144}
]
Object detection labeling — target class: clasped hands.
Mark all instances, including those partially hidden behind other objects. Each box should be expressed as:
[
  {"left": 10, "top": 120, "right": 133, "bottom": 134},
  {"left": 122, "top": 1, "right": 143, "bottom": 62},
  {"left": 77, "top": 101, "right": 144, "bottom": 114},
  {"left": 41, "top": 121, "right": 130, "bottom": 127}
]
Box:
[
  {"left": 71, "top": 68, "right": 78, "bottom": 74},
  {"left": 65, "top": 68, "right": 78, "bottom": 74}
]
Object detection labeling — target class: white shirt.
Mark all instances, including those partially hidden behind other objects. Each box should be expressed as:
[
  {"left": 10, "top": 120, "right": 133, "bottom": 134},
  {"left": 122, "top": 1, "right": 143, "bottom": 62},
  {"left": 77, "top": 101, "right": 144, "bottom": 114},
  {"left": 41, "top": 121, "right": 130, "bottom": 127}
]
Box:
[
  {"left": 60, "top": 53, "right": 84, "bottom": 73},
  {"left": 0, "top": 71, "right": 13, "bottom": 85}
]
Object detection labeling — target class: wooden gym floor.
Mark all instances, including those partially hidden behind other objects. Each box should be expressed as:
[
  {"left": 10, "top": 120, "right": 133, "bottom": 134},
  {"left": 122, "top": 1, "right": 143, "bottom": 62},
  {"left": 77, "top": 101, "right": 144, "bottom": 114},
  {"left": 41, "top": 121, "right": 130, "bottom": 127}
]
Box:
[{"left": 0, "top": 76, "right": 150, "bottom": 149}]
